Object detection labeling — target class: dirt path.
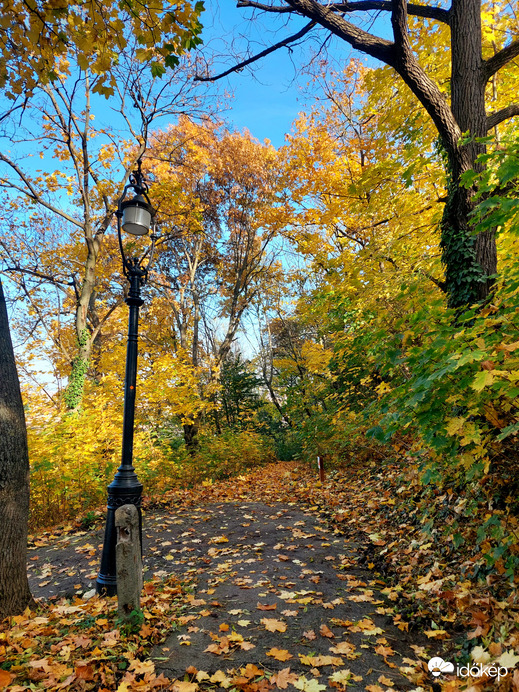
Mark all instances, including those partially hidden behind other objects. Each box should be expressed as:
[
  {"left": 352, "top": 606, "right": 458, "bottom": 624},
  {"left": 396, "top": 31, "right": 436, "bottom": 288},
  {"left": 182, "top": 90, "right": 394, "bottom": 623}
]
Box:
[
  {"left": 149, "top": 500, "right": 423, "bottom": 690},
  {"left": 27, "top": 492, "right": 428, "bottom": 691}
]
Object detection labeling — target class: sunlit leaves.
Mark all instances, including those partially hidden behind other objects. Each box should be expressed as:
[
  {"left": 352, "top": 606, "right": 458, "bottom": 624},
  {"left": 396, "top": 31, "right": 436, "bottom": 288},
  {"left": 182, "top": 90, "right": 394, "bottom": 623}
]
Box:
[{"left": 0, "top": 0, "right": 204, "bottom": 98}]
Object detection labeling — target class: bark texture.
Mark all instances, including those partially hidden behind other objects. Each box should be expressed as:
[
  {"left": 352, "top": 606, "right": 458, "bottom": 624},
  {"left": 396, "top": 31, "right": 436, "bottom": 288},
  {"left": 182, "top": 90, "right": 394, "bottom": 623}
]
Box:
[{"left": 0, "top": 278, "right": 32, "bottom": 617}]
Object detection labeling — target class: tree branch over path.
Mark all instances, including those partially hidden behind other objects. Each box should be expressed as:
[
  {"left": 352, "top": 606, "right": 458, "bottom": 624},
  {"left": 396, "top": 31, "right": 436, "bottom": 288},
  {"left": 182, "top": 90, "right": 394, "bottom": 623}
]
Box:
[
  {"left": 482, "top": 39, "right": 519, "bottom": 83},
  {"left": 237, "top": 0, "right": 450, "bottom": 23},
  {"left": 487, "top": 104, "right": 519, "bottom": 131},
  {"left": 195, "top": 20, "right": 316, "bottom": 81},
  {"left": 204, "top": 0, "right": 518, "bottom": 306},
  {"left": 214, "top": 1, "right": 460, "bottom": 153}
]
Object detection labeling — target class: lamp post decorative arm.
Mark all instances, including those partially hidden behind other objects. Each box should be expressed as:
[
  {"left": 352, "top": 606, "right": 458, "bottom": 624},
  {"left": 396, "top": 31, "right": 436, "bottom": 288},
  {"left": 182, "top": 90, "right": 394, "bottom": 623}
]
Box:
[{"left": 96, "top": 162, "right": 155, "bottom": 596}]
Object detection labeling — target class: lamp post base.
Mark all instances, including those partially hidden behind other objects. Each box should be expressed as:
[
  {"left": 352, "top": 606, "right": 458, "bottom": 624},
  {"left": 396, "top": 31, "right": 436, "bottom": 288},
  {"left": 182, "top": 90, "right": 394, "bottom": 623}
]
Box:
[{"left": 96, "top": 471, "right": 142, "bottom": 596}]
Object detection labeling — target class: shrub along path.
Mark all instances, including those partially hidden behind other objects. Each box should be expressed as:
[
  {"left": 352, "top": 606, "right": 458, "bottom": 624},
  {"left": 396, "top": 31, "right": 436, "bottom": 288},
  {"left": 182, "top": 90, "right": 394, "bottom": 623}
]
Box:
[{"left": 9, "top": 460, "right": 512, "bottom": 690}]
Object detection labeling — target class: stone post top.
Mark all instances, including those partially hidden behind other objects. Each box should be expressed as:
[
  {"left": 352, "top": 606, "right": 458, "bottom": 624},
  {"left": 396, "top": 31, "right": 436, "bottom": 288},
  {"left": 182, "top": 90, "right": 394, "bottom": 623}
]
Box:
[{"left": 115, "top": 504, "right": 139, "bottom": 524}]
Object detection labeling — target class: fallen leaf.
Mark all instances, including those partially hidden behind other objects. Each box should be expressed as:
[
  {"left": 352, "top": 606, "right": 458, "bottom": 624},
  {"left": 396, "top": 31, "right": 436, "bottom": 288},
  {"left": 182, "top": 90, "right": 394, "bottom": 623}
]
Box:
[
  {"left": 329, "top": 670, "right": 353, "bottom": 684},
  {"left": 173, "top": 683, "right": 198, "bottom": 692},
  {"left": 128, "top": 659, "right": 155, "bottom": 675},
  {"left": 293, "top": 676, "right": 327, "bottom": 692},
  {"left": 75, "top": 664, "right": 94, "bottom": 680},
  {"left": 210, "top": 670, "right": 231, "bottom": 687},
  {"left": 497, "top": 650, "right": 519, "bottom": 668},
  {"left": 240, "top": 664, "right": 263, "bottom": 679},
  {"left": 378, "top": 674, "right": 395, "bottom": 687},
  {"left": 270, "top": 667, "right": 298, "bottom": 689},
  {"left": 375, "top": 644, "right": 395, "bottom": 657},
  {"left": 299, "top": 654, "right": 344, "bottom": 667},
  {"left": 330, "top": 641, "right": 358, "bottom": 658},
  {"left": 240, "top": 641, "right": 256, "bottom": 651},
  {"left": 348, "top": 593, "right": 373, "bottom": 602},
  {"left": 267, "top": 647, "right": 293, "bottom": 661},
  {"left": 424, "top": 629, "right": 449, "bottom": 639},
  {"left": 0, "top": 670, "right": 13, "bottom": 687},
  {"left": 261, "top": 618, "right": 287, "bottom": 632},
  {"left": 320, "top": 624, "right": 335, "bottom": 638}
]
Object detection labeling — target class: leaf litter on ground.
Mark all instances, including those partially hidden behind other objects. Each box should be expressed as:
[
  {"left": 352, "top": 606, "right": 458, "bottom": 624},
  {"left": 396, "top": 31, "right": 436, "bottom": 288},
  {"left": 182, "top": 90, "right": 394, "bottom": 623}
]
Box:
[{"left": 4, "top": 460, "right": 519, "bottom": 690}]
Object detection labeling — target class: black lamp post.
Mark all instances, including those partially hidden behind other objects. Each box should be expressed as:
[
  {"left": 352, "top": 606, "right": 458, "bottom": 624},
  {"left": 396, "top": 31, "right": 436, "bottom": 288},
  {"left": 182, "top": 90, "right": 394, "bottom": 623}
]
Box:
[{"left": 96, "top": 162, "right": 156, "bottom": 596}]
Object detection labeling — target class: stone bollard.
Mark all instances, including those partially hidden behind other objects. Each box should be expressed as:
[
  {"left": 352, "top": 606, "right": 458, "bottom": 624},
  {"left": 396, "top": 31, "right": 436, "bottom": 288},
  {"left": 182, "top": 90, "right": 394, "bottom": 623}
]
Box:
[{"left": 115, "top": 504, "right": 143, "bottom": 620}]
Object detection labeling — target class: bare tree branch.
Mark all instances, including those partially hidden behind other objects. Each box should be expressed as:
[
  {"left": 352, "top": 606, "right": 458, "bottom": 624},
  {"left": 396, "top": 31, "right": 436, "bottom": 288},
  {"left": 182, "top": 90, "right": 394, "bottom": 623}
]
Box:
[
  {"left": 195, "top": 20, "right": 316, "bottom": 81},
  {"left": 3, "top": 265, "right": 75, "bottom": 289},
  {"left": 237, "top": 1, "right": 294, "bottom": 13},
  {"left": 0, "top": 153, "right": 83, "bottom": 228},
  {"left": 329, "top": 2, "right": 449, "bottom": 23},
  {"left": 237, "top": 0, "right": 449, "bottom": 23}
]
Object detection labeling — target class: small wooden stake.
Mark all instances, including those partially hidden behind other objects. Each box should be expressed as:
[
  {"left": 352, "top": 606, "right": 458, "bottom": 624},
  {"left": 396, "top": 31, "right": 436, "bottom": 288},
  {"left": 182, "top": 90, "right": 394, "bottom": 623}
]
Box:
[
  {"left": 115, "top": 504, "right": 142, "bottom": 620},
  {"left": 317, "top": 456, "right": 325, "bottom": 482}
]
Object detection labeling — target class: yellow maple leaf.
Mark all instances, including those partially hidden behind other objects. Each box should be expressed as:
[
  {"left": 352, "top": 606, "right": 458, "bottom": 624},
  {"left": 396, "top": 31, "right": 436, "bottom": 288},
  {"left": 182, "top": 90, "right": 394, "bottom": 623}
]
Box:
[
  {"left": 378, "top": 674, "right": 395, "bottom": 687},
  {"left": 267, "top": 647, "right": 293, "bottom": 661},
  {"left": 128, "top": 658, "right": 155, "bottom": 675},
  {"left": 261, "top": 618, "right": 287, "bottom": 632},
  {"left": 299, "top": 654, "right": 344, "bottom": 667},
  {"left": 424, "top": 629, "right": 449, "bottom": 639},
  {"left": 172, "top": 682, "right": 199, "bottom": 692}
]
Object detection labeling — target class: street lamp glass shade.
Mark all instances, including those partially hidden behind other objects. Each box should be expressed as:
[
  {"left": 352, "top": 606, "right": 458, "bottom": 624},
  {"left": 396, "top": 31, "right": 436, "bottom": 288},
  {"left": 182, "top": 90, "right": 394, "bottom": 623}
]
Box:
[{"left": 121, "top": 195, "right": 152, "bottom": 236}]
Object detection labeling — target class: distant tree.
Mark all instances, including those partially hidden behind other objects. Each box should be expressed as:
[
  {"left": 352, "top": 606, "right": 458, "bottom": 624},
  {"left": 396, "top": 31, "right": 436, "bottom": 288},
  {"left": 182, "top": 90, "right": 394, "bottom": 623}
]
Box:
[
  {"left": 0, "top": 278, "right": 32, "bottom": 617},
  {"left": 219, "top": 352, "right": 261, "bottom": 429},
  {"left": 148, "top": 119, "right": 281, "bottom": 451}
]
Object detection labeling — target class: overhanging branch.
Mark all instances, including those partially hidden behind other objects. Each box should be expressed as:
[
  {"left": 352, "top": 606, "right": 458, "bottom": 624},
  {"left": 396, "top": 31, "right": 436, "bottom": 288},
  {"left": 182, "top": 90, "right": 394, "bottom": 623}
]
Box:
[
  {"left": 195, "top": 20, "right": 316, "bottom": 81},
  {"left": 487, "top": 104, "right": 519, "bottom": 131},
  {"left": 328, "top": 1, "right": 449, "bottom": 23},
  {"left": 237, "top": 0, "right": 450, "bottom": 24},
  {"left": 482, "top": 39, "right": 519, "bottom": 83}
]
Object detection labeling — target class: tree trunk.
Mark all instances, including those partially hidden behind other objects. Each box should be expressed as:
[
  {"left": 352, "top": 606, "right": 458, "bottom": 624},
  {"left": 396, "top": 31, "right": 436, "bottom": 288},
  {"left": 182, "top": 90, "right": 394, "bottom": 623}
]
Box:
[
  {"left": 440, "top": 0, "right": 497, "bottom": 308},
  {"left": 183, "top": 417, "right": 201, "bottom": 456},
  {"left": 64, "top": 234, "right": 99, "bottom": 410},
  {"left": 0, "top": 278, "right": 33, "bottom": 617}
]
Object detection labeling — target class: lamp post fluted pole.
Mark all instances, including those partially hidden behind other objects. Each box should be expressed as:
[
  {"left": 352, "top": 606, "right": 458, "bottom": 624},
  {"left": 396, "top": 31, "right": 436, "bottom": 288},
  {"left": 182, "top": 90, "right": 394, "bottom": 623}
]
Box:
[{"left": 96, "top": 165, "right": 155, "bottom": 596}]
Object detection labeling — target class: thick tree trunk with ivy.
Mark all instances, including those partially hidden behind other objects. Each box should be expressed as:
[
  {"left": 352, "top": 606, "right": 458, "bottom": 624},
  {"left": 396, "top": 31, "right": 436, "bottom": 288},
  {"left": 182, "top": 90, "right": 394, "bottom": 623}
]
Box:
[
  {"left": 228, "top": 0, "right": 519, "bottom": 308},
  {"left": 440, "top": 0, "right": 496, "bottom": 307},
  {"left": 0, "top": 279, "right": 33, "bottom": 617}
]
